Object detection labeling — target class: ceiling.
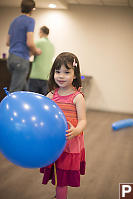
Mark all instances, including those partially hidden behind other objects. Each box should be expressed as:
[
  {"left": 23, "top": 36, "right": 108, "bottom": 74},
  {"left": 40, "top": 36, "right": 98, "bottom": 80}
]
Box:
[{"left": 0, "top": 0, "right": 133, "bottom": 9}]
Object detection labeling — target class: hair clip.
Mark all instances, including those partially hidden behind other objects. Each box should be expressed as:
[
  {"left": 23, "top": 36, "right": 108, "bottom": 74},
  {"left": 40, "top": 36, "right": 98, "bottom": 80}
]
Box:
[{"left": 73, "top": 59, "right": 77, "bottom": 67}]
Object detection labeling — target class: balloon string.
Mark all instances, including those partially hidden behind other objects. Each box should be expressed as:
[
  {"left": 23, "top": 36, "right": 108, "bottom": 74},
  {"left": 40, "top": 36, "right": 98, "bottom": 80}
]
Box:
[{"left": 54, "top": 163, "right": 57, "bottom": 186}]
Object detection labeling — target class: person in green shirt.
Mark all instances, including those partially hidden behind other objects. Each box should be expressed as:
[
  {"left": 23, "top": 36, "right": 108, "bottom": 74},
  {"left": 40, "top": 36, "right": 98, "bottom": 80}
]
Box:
[{"left": 29, "top": 26, "right": 55, "bottom": 95}]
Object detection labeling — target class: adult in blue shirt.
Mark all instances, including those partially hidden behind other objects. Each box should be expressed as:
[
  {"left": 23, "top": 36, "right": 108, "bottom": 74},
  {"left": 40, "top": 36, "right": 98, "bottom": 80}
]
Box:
[{"left": 6, "top": 0, "right": 41, "bottom": 92}]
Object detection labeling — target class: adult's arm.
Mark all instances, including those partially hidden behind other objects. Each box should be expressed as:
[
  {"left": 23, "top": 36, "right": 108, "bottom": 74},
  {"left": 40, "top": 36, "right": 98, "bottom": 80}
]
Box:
[
  {"left": 27, "top": 32, "right": 41, "bottom": 56},
  {"left": 6, "top": 34, "right": 10, "bottom": 46}
]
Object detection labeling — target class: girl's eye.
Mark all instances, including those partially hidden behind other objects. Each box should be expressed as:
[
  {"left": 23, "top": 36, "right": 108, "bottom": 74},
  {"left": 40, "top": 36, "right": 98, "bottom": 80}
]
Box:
[
  {"left": 65, "top": 71, "right": 70, "bottom": 74},
  {"left": 55, "top": 70, "right": 60, "bottom": 73}
]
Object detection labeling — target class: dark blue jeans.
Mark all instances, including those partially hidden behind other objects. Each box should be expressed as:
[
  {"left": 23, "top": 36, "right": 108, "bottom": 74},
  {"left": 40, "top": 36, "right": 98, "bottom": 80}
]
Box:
[
  {"left": 28, "top": 78, "right": 48, "bottom": 96},
  {"left": 7, "top": 54, "right": 29, "bottom": 92}
]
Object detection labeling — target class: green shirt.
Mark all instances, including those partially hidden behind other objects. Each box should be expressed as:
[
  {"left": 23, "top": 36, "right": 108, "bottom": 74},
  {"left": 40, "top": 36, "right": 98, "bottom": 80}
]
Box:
[{"left": 30, "top": 37, "right": 55, "bottom": 80}]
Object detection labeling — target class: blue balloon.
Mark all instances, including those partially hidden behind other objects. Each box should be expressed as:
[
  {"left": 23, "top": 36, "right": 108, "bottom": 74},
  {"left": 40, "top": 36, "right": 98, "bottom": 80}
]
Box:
[
  {"left": 0, "top": 91, "right": 67, "bottom": 168},
  {"left": 112, "top": 119, "right": 133, "bottom": 131}
]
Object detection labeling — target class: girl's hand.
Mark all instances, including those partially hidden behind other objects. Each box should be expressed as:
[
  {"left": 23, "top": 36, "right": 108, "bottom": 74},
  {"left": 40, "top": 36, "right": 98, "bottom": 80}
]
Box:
[{"left": 66, "top": 121, "right": 79, "bottom": 140}]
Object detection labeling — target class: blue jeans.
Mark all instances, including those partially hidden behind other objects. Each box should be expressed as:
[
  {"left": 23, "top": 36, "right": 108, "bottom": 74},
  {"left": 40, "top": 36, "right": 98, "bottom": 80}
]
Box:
[{"left": 7, "top": 54, "right": 29, "bottom": 92}]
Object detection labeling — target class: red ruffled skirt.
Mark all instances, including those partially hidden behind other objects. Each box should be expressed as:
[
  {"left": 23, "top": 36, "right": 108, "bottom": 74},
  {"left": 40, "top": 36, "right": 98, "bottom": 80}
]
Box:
[{"left": 40, "top": 132, "right": 86, "bottom": 187}]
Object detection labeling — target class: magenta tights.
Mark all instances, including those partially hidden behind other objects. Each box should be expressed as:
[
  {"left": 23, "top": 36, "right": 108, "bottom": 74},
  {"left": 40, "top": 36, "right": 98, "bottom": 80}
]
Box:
[{"left": 56, "top": 186, "right": 68, "bottom": 199}]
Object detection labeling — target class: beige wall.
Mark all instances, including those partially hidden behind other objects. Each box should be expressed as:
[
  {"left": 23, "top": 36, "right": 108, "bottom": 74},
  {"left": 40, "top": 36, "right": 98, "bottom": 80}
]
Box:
[{"left": 0, "top": 5, "right": 133, "bottom": 113}]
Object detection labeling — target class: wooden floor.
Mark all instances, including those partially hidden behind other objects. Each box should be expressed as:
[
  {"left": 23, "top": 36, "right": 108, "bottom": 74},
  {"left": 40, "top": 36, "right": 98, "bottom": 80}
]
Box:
[{"left": 0, "top": 110, "right": 133, "bottom": 199}]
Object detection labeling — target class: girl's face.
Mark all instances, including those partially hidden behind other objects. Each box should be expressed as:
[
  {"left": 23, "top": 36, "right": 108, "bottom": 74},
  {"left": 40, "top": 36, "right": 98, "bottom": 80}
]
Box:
[{"left": 54, "top": 65, "right": 75, "bottom": 89}]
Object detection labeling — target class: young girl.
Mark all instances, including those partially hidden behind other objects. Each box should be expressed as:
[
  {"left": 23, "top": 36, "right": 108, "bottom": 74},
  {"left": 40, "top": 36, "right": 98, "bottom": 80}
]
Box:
[{"left": 40, "top": 52, "right": 86, "bottom": 199}]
